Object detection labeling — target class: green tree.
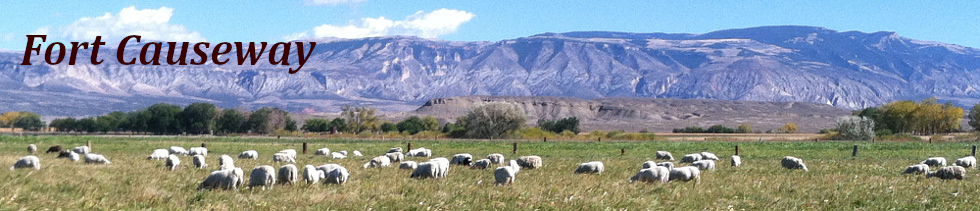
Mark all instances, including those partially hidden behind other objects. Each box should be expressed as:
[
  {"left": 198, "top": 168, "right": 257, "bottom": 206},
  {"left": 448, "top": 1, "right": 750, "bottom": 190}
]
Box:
[
  {"left": 180, "top": 103, "right": 218, "bottom": 135},
  {"left": 380, "top": 122, "right": 398, "bottom": 133},
  {"left": 247, "top": 107, "right": 292, "bottom": 134},
  {"left": 422, "top": 116, "right": 440, "bottom": 131},
  {"left": 126, "top": 110, "right": 152, "bottom": 134},
  {"left": 216, "top": 109, "right": 245, "bottom": 134},
  {"left": 539, "top": 117, "right": 581, "bottom": 134},
  {"left": 969, "top": 103, "right": 980, "bottom": 131},
  {"left": 329, "top": 118, "right": 347, "bottom": 133},
  {"left": 397, "top": 116, "right": 427, "bottom": 135},
  {"left": 461, "top": 102, "right": 527, "bottom": 139},
  {"left": 303, "top": 118, "right": 331, "bottom": 132},
  {"left": 341, "top": 105, "right": 380, "bottom": 133},
  {"left": 736, "top": 123, "right": 752, "bottom": 133},
  {"left": 13, "top": 112, "right": 44, "bottom": 131},
  {"left": 835, "top": 116, "right": 875, "bottom": 140},
  {"left": 146, "top": 103, "right": 183, "bottom": 135},
  {"left": 50, "top": 118, "right": 78, "bottom": 132},
  {"left": 779, "top": 122, "right": 798, "bottom": 133},
  {"left": 77, "top": 117, "right": 98, "bottom": 133}
]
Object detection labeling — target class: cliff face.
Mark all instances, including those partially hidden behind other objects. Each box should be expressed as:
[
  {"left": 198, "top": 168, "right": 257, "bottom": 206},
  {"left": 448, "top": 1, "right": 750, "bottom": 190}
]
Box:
[{"left": 2, "top": 26, "right": 980, "bottom": 117}]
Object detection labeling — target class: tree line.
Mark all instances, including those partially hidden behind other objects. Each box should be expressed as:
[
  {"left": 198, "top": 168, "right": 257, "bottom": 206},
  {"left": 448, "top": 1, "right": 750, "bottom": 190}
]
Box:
[{"left": 48, "top": 103, "right": 297, "bottom": 135}]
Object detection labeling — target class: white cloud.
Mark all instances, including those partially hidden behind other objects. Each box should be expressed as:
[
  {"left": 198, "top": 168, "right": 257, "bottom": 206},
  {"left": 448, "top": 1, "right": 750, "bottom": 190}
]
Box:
[
  {"left": 39, "top": 6, "right": 204, "bottom": 44},
  {"left": 306, "top": 0, "right": 366, "bottom": 6},
  {"left": 289, "top": 8, "right": 475, "bottom": 40}
]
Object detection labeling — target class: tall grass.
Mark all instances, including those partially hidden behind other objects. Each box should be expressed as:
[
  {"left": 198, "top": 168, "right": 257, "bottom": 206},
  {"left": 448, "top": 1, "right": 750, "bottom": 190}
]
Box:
[{"left": 0, "top": 136, "right": 978, "bottom": 209}]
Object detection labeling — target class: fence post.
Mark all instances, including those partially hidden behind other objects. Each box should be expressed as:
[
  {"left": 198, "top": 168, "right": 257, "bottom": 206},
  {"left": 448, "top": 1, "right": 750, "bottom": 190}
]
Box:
[
  {"left": 735, "top": 145, "right": 740, "bottom": 156},
  {"left": 303, "top": 142, "right": 308, "bottom": 154},
  {"left": 543, "top": 137, "right": 547, "bottom": 142},
  {"left": 408, "top": 142, "right": 413, "bottom": 151},
  {"left": 621, "top": 148, "right": 625, "bottom": 156},
  {"left": 201, "top": 143, "right": 206, "bottom": 148},
  {"left": 597, "top": 137, "right": 601, "bottom": 142},
  {"left": 513, "top": 142, "right": 518, "bottom": 154},
  {"left": 87, "top": 140, "right": 92, "bottom": 151},
  {"left": 852, "top": 145, "right": 858, "bottom": 157},
  {"left": 973, "top": 145, "right": 977, "bottom": 157}
]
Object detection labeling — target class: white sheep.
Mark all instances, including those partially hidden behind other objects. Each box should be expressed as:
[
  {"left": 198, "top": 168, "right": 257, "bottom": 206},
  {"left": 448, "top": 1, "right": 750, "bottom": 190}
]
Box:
[
  {"left": 388, "top": 147, "right": 403, "bottom": 153},
  {"left": 324, "top": 165, "right": 350, "bottom": 185},
  {"left": 430, "top": 158, "right": 450, "bottom": 178},
  {"left": 238, "top": 150, "right": 258, "bottom": 159},
  {"left": 193, "top": 155, "right": 207, "bottom": 168},
  {"left": 630, "top": 166, "right": 670, "bottom": 183},
  {"left": 731, "top": 155, "right": 742, "bottom": 167},
  {"left": 67, "top": 151, "right": 80, "bottom": 162},
  {"left": 330, "top": 152, "right": 347, "bottom": 159},
  {"left": 278, "top": 149, "right": 298, "bottom": 159},
  {"left": 450, "top": 153, "right": 474, "bottom": 166},
  {"left": 700, "top": 152, "right": 720, "bottom": 161},
  {"left": 399, "top": 161, "right": 419, "bottom": 170},
  {"left": 954, "top": 156, "right": 976, "bottom": 168},
  {"left": 657, "top": 162, "right": 674, "bottom": 171},
  {"left": 169, "top": 146, "right": 188, "bottom": 155},
  {"left": 656, "top": 151, "right": 674, "bottom": 160},
  {"left": 316, "top": 164, "right": 344, "bottom": 176},
  {"left": 27, "top": 144, "right": 37, "bottom": 154},
  {"left": 197, "top": 168, "right": 242, "bottom": 191},
  {"left": 470, "top": 159, "right": 492, "bottom": 170},
  {"left": 920, "top": 157, "right": 947, "bottom": 167},
  {"left": 188, "top": 147, "right": 208, "bottom": 157},
  {"left": 10, "top": 155, "right": 40, "bottom": 170},
  {"left": 315, "top": 148, "right": 331, "bottom": 156},
  {"left": 494, "top": 160, "right": 521, "bottom": 186},
  {"left": 386, "top": 152, "right": 405, "bottom": 162},
  {"left": 338, "top": 150, "right": 348, "bottom": 156},
  {"left": 781, "top": 156, "right": 808, "bottom": 171},
  {"left": 219, "top": 155, "right": 236, "bottom": 170},
  {"left": 487, "top": 153, "right": 505, "bottom": 164},
  {"left": 165, "top": 154, "right": 180, "bottom": 171},
  {"left": 692, "top": 160, "right": 716, "bottom": 171},
  {"left": 363, "top": 156, "right": 392, "bottom": 168},
  {"left": 411, "top": 162, "right": 438, "bottom": 179},
  {"left": 84, "top": 154, "right": 110, "bottom": 165},
  {"left": 516, "top": 156, "right": 543, "bottom": 169},
  {"left": 574, "top": 161, "right": 605, "bottom": 174},
  {"left": 147, "top": 149, "right": 170, "bottom": 160},
  {"left": 249, "top": 165, "right": 277, "bottom": 190},
  {"left": 641, "top": 161, "right": 657, "bottom": 169},
  {"left": 680, "top": 153, "right": 702, "bottom": 163},
  {"left": 407, "top": 148, "right": 432, "bottom": 157},
  {"left": 232, "top": 167, "right": 245, "bottom": 187},
  {"left": 927, "top": 166, "right": 966, "bottom": 180},
  {"left": 303, "top": 164, "right": 325, "bottom": 185},
  {"left": 278, "top": 164, "right": 299, "bottom": 185},
  {"left": 73, "top": 146, "right": 90, "bottom": 154},
  {"left": 352, "top": 151, "right": 363, "bottom": 157},
  {"left": 668, "top": 166, "right": 701, "bottom": 182},
  {"left": 902, "top": 164, "right": 930, "bottom": 175},
  {"left": 273, "top": 153, "right": 297, "bottom": 163}
]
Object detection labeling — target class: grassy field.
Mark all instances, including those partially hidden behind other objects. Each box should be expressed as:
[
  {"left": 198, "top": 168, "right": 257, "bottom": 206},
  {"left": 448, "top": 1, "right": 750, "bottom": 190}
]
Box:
[{"left": 1, "top": 136, "right": 979, "bottom": 210}]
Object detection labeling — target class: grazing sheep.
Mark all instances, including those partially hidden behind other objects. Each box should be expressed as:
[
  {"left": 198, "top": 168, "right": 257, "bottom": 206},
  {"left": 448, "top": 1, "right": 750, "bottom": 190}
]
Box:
[
  {"left": 399, "top": 161, "right": 419, "bottom": 170},
  {"left": 430, "top": 158, "right": 450, "bottom": 178},
  {"left": 494, "top": 160, "right": 521, "bottom": 186},
  {"left": 238, "top": 150, "right": 258, "bottom": 159},
  {"left": 316, "top": 164, "right": 344, "bottom": 178},
  {"left": 680, "top": 153, "right": 702, "bottom": 163},
  {"left": 388, "top": 147, "right": 403, "bottom": 153},
  {"left": 954, "top": 156, "right": 976, "bottom": 168},
  {"left": 470, "top": 159, "right": 492, "bottom": 170},
  {"left": 330, "top": 152, "right": 347, "bottom": 159},
  {"left": 411, "top": 162, "right": 438, "bottom": 179},
  {"left": 147, "top": 149, "right": 170, "bottom": 160},
  {"left": 188, "top": 147, "right": 208, "bottom": 157},
  {"left": 657, "top": 162, "right": 675, "bottom": 171},
  {"left": 630, "top": 166, "right": 670, "bottom": 183},
  {"left": 273, "top": 153, "right": 297, "bottom": 163},
  {"left": 386, "top": 152, "right": 405, "bottom": 162},
  {"left": 668, "top": 166, "right": 701, "bottom": 182},
  {"left": 46, "top": 145, "right": 62, "bottom": 153},
  {"left": 903, "top": 164, "right": 930, "bottom": 175},
  {"left": 73, "top": 146, "right": 90, "bottom": 154},
  {"left": 197, "top": 168, "right": 242, "bottom": 191},
  {"left": 731, "top": 155, "right": 742, "bottom": 167},
  {"left": 10, "top": 155, "right": 40, "bottom": 170},
  {"left": 920, "top": 157, "right": 947, "bottom": 167},
  {"left": 232, "top": 168, "right": 245, "bottom": 187},
  {"left": 700, "top": 152, "right": 720, "bottom": 160},
  {"left": 193, "top": 155, "right": 208, "bottom": 169},
  {"left": 278, "top": 149, "right": 298, "bottom": 159},
  {"left": 314, "top": 148, "right": 331, "bottom": 156},
  {"left": 338, "top": 150, "right": 348, "bottom": 156},
  {"left": 363, "top": 156, "right": 392, "bottom": 168},
  {"left": 353, "top": 151, "right": 363, "bottom": 157},
  {"left": 84, "top": 154, "right": 110, "bottom": 165},
  {"left": 57, "top": 150, "right": 73, "bottom": 158},
  {"left": 66, "top": 151, "right": 80, "bottom": 162},
  {"left": 219, "top": 155, "right": 236, "bottom": 170},
  {"left": 249, "top": 165, "right": 277, "bottom": 190},
  {"left": 407, "top": 148, "right": 432, "bottom": 157},
  {"left": 574, "top": 161, "right": 605, "bottom": 174},
  {"left": 27, "top": 144, "right": 37, "bottom": 154},
  {"left": 169, "top": 146, "right": 188, "bottom": 155},
  {"left": 927, "top": 166, "right": 967, "bottom": 180},
  {"left": 487, "top": 153, "right": 505, "bottom": 164},
  {"left": 641, "top": 161, "right": 657, "bottom": 169},
  {"left": 303, "top": 165, "right": 325, "bottom": 185},
  {"left": 781, "top": 156, "right": 808, "bottom": 171},
  {"left": 692, "top": 160, "right": 716, "bottom": 171},
  {"left": 516, "top": 156, "right": 543, "bottom": 169},
  {"left": 656, "top": 151, "right": 674, "bottom": 160},
  {"left": 450, "top": 153, "right": 474, "bottom": 166},
  {"left": 324, "top": 165, "right": 350, "bottom": 185},
  {"left": 278, "top": 164, "right": 299, "bottom": 185},
  {"left": 165, "top": 154, "right": 180, "bottom": 171}
]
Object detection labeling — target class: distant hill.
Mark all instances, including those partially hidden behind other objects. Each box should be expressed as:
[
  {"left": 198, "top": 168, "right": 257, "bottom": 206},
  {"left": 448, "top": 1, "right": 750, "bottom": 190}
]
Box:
[{"left": 2, "top": 25, "right": 980, "bottom": 117}]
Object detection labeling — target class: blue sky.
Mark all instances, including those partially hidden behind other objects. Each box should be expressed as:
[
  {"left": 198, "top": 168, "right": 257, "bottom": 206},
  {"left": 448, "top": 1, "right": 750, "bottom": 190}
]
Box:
[{"left": 1, "top": 1, "right": 978, "bottom": 50}]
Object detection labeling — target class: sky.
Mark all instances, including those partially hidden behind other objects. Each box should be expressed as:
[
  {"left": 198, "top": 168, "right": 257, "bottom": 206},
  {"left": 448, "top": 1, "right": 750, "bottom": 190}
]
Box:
[{"left": 1, "top": 1, "right": 978, "bottom": 50}]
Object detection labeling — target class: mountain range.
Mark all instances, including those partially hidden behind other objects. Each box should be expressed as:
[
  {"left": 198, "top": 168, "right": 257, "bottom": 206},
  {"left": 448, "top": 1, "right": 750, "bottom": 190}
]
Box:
[{"left": 2, "top": 25, "right": 979, "bottom": 118}]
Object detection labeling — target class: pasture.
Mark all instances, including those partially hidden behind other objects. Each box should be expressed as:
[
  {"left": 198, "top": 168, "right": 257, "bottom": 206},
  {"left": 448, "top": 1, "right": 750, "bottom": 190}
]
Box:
[{"left": 1, "top": 136, "right": 978, "bottom": 210}]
